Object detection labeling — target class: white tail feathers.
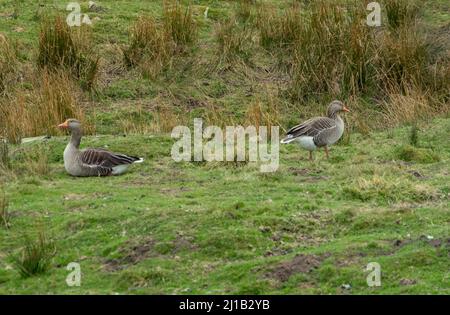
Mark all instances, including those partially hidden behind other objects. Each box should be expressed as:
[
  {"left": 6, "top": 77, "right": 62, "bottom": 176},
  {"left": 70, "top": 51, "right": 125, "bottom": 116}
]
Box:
[{"left": 280, "top": 135, "right": 297, "bottom": 144}]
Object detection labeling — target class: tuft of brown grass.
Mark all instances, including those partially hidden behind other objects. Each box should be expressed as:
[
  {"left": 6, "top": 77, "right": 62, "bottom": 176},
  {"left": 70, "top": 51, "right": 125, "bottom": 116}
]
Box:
[
  {"left": 0, "top": 140, "right": 9, "bottom": 170},
  {"left": 149, "top": 102, "right": 183, "bottom": 133},
  {"left": 123, "top": 16, "right": 174, "bottom": 78},
  {"left": 0, "top": 35, "right": 19, "bottom": 96},
  {"left": 215, "top": 17, "right": 253, "bottom": 62},
  {"left": 0, "top": 188, "right": 11, "bottom": 228},
  {"left": 37, "top": 16, "right": 98, "bottom": 90},
  {"left": 0, "top": 70, "right": 89, "bottom": 143},
  {"left": 376, "top": 25, "right": 429, "bottom": 93},
  {"left": 245, "top": 92, "right": 281, "bottom": 135},
  {"left": 381, "top": 86, "right": 442, "bottom": 127},
  {"left": 163, "top": 1, "right": 197, "bottom": 47},
  {"left": 235, "top": 0, "right": 256, "bottom": 23},
  {"left": 383, "top": 0, "right": 419, "bottom": 30},
  {"left": 256, "top": 2, "right": 303, "bottom": 49},
  {"left": 290, "top": 1, "right": 375, "bottom": 99}
]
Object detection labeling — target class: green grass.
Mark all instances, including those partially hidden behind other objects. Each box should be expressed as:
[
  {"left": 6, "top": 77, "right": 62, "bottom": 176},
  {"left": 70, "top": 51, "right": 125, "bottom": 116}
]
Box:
[
  {"left": 1, "top": 0, "right": 449, "bottom": 294},
  {"left": 0, "top": 118, "right": 448, "bottom": 294}
]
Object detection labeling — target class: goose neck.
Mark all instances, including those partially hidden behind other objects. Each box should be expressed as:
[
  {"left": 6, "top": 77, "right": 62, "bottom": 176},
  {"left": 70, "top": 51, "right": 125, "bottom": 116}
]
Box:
[{"left": 70, "top": 129, "right": 82, "bottom": 148}]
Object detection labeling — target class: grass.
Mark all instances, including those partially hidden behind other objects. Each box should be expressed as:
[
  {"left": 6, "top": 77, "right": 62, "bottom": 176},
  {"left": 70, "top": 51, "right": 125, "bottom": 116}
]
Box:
[
  {"left": 0, "top": 0, "right": 448, "bottom": 136},
  {"left": 0, "top": 188, "right": 10, "bottom": 228},
  {"left": 163, "top": 1, "right": 197, "bottom": 47},
  {"left": 0, "top": 35, "right": 19, "bottom": 96},
  {"left": 0, "top": 140, "right": 9, "bottom": 169},
  {"left": 215, "top": 17, "right": 253, "bottom": 63},
  {"left": 0, "top": 70, "right": 88, "bottom": 144},
  {"left": 0, "top": 117, "right": 448, "bottom": 293},
  {"left": 0, "top": 0, "right": 449, "bottom": 294},
  {"left": 12, "top": 231, "right": 56, "bottom": 278},
  {"left": 383, "top": 0, "right": 419, "bottom": 29},
  {"left": 394, "top": 145, "right": 441, "bottom": 163},
  {"left": 123, "top": 15, "right": 173, "bottom": 78},
  {"left": 38, "top": 16, "right": 99, "bottom": 90}
]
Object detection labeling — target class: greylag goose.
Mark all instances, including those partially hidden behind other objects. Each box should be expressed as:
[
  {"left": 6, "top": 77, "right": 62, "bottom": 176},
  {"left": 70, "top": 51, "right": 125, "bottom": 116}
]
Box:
[
  {"left": 281, "top": 100, "right": 350, "bottom": 160},
  {"left": 58, "top": 119, "right": 144, "bottom": 176}
]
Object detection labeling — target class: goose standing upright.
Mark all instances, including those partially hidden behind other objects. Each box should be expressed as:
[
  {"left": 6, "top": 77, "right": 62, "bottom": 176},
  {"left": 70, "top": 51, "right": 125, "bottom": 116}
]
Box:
[
  {"left": 58, "top": 119, "right": 144, "bottom": 176},
  {"left": 281, "top": 100, "right": 350, "bottom": 160}
]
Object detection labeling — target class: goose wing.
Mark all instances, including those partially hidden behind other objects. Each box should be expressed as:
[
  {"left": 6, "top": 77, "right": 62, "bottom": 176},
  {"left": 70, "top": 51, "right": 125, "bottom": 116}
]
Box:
[
  {"left": 80, "top": 148, "right": 141, "bottom": 168},
  {"left": 286, "top": 116, "right": 336, "bottom": 138}
]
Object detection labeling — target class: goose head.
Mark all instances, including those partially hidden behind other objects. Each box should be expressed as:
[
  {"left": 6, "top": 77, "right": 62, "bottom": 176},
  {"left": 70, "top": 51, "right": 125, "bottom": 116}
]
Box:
[
  {"left": 58, "top": 119, "right": 82, "bottom": 133},
  {"left": 327, "top": 100, "right": 350, "bottom": 118}
]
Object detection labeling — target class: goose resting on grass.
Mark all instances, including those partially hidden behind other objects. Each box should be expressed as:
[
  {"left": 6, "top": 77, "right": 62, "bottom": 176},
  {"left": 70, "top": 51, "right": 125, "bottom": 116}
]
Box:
[
  {"left": 281, "top": 100, "right": 350, "bottom": 161},
  {"left": 58, "top": 119, "right": 144, "bottom": 176}
]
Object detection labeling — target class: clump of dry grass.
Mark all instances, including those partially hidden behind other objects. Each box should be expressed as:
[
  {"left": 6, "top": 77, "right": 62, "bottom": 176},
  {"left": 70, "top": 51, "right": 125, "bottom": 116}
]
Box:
[
  {"left": 123, "top": 16, "right": 174, "bottom": 78},
  {"left": 124, "top": 2, "right": 197, "bottom": 78},
  {"left": 376, "top": 26, "right": 429, "bottom": 92},
  {"left": 215, "top": 17, "right": 253, "bottom": 62},
  {"left": 381, "top": 86, "right": 442, "bottom": 127},
  {"left": 245, "top": 92, "right": 281, "bottom": 135},
  {"left": 0, "top": 70, "right": 88, "bottom": 143},
  {"left": 0, "top": 140, "right": 9, "bottom": 170},
  {"left": 0, "top": 188, "right": 11, "bottom": 228},
  {"left": 383, "top": 0, "right": 419, "bottom": 29},
  {"left": 37, "top": 16, "right": 98, "bottom": 90},
  {"left": 235, "top": 0, "right": 256, "bottom": 23},
  {"left": 0, "top": 35, "right": 19, "bottom": 96},
  {"left": 163, "top": 1, "right": 197, "bottom": 47},
  {"left": 290, "top": 1, "right": 375, "bottom": 99},
  {"left": 256, "top": 2, "right": 303, "bottom": 49},
  {"left": 150, "top": 102, "right": 184, "bottom": 133}
]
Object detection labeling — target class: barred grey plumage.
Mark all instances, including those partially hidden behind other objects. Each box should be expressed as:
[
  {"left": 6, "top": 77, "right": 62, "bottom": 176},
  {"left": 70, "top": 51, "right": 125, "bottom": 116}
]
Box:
[
  {"left": 58, "top": 119, "right": 144, "bottom": 177},
  {"left": 281, "top": 100, "right": 349, "bottom": 160}
]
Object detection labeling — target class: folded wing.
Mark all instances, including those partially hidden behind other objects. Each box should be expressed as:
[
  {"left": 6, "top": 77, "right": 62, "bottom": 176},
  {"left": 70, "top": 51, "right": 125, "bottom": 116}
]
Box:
[
  {"left": 80, "top": 148, "right": 141, "bottom": 176},
  {"left": 286, "top": 117, "right": 336, "bottom": 139}
]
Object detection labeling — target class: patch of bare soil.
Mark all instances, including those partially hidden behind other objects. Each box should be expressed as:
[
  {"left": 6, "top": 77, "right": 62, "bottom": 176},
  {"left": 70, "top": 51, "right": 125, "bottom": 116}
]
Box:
[
  {"left": 393, "top": 236, "right": 449, "bottom": 249},
  {"left": 103, "top": 238, "right": 156, "bottom": 272},
  {"left": 288, "top": 167, "right": 329, "bottom": 182},
  {"left": 185, "top": 98, "right": 207, "bottom": 111},
  {"left": 267, "top": 253, "right": 329, "bottom": 282},
  {"left": 288, "top": 167, "right": 313, "bottom": 176}
]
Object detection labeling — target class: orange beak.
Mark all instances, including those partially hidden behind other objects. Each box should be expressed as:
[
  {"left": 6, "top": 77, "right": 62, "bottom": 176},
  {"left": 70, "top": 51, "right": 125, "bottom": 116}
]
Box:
[
  {"left": 343, "top": 106, "right": 350, "bottom": 112},
  {"left": 58, "top": 120, "right": 69, "bottom": 129}
]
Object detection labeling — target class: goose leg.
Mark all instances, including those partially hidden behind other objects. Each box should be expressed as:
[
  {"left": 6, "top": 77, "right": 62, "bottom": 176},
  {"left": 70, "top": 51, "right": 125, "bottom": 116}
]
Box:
[
  {"left": 324, "top": 146, "right": 329, "bottom": 159},
  {"left": 309, "top": 151, "right": 313, "bottom": 161}
]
